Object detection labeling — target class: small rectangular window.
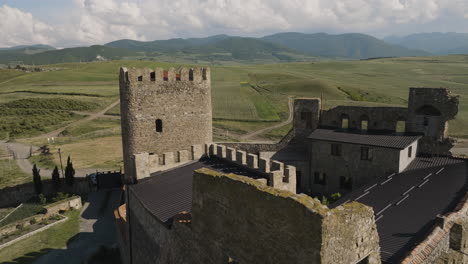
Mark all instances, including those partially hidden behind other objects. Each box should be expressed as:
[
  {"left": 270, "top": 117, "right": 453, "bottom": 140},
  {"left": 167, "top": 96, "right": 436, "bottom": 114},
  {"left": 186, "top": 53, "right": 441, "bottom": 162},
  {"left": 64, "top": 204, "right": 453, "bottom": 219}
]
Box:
[
  {"left": 331, "top": 144, "right": 342, "bottom": 156},
  {"left": 340, "top": 176, "right": 353, "bottom": 190},
  {"left": 361, "top": 147, "right": 370, "bottom": 160},
  {"left": 137, "top": 76, "right": 143, "bottom": 81},
  {"left": 408, "top": 146, "right": 413, "bottom": 158},
  {"left": 150, "top": 72, "right": 155, "bottom": 81},
  {"left": 314, "top": 172, "right": 326, "bottom": 185}
]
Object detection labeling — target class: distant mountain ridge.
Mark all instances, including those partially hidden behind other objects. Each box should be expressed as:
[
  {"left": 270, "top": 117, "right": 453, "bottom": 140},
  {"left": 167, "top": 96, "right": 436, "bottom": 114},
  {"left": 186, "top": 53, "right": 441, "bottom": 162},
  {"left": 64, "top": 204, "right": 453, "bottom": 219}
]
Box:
[
  {"left": 262, "top": 32, "right": 430, "bottom": 58},
  {"left": 0, "top": 44, "right": 55, "bottom": 51},
  {"left": 0, "top": 45, "right": 137, "bottom": 65},
  {"left": 384, "top": 32, "right": 468, "bottom": 54},
  {"left": 0, "top": 32, "right": 444, "bottom": 65}
]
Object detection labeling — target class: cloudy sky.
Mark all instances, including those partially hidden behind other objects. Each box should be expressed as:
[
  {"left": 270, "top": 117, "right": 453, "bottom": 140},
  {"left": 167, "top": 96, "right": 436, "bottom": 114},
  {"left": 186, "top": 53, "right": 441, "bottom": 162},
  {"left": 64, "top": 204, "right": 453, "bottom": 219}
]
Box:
[{"left": 0, "top": 0, "right": 467, "bottom": 48}]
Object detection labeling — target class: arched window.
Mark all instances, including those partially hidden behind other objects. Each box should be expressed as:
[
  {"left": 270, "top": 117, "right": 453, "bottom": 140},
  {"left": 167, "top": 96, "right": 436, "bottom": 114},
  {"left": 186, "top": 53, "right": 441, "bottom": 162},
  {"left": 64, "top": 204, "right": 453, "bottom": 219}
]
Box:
[
  {"left": 155, "top": 119, "right": 163, "bottom": 132},
  {"left": 416, "top": 105, "right": 441, "bottom": 116},
  {"left": 189, "top": 69, "right": 194, "bottom": 81},
  {"left": 340, "top": 114, "right": 349, "bottom": 129}
]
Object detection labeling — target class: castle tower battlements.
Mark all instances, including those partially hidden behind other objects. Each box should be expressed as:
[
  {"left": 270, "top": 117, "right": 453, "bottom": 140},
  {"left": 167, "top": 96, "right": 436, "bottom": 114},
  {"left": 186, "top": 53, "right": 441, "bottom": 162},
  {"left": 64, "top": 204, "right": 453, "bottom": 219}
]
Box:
[{"left": 120, "top": 67, "right": 212, "bottom": 183}]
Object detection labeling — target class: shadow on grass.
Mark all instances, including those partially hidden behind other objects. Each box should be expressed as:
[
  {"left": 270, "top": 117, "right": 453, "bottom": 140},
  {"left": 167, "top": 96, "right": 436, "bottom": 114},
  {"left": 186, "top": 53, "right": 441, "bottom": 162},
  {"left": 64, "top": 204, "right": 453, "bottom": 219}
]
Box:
[{"left": 2, "top": 190, "right": 122, "bottom": 264}]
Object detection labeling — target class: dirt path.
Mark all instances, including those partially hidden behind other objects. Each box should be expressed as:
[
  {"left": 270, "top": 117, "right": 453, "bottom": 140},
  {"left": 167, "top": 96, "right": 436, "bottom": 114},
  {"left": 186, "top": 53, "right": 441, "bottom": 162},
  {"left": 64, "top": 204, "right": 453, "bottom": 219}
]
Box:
[
  {"left": 33, "top": 190, "right": 120, "bottom": 264},
  {"left": 0, "top": 100, "right": 121, "bottom": 177},
  {"left": 32, "top": 99, "right": 120, "bottom": 140},
  {"left": 240, "top": 96, "right": 294, "bottom": 141}
]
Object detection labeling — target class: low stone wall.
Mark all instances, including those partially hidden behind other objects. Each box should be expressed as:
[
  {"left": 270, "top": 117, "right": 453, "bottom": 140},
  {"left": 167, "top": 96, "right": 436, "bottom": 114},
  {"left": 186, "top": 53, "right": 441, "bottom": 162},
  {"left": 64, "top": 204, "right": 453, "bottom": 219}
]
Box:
[
  {"left": 43, "top": 196, "right": 82, "bottom": 217},
  {"left": 0, "top": 178, "right": 90, "bottom": 208},
  {"left": 0, "top": 196, "right": 81, "bottom": 237},
  {"left": 0, "top": 214, "right": 46, "bottom": 237}
]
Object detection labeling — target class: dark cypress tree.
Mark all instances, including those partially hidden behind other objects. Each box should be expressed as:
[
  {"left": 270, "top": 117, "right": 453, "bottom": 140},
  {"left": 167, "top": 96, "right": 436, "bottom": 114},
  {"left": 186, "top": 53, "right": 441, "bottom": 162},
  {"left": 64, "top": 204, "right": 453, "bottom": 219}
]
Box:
[
  {"left": 32, "top": 164, "right": 42, "bottom": 194},
  {"left": 52, "top": 165, "right": 60, "bottom": 190},
  {"left": 65, "top": 156, "right": 75, "bottom": 186}
]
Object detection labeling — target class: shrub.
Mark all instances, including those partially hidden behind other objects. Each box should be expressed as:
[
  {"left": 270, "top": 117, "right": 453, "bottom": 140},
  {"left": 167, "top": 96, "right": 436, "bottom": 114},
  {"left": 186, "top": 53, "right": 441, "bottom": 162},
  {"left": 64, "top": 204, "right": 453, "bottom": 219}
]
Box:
[
  {"left": 38, "top": 193, "right": 47, "bottom": 205},
  {"left": 32, "top": 164, "right": 43, "bottom": 194},
  {"left": 52, "top": 166, "right": 61, "bottom": 190},
  {"left": 30, "top": 218, "right": 37, "bottom": 225},
  {"left": 52, "top": 192, "right": 70, "bottom": 202}
]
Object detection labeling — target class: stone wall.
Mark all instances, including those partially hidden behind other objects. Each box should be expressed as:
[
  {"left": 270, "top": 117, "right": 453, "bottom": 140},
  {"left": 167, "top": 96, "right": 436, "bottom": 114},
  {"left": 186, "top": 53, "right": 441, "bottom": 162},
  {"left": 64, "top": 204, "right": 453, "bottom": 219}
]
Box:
[
  {"left": 309, "top": 140, "right": 401, "bottom": 195},
  {"left": 320, "top": 106, "right": 408, "bottom": 131},
  {"left": 126, "top": 168, "right": 381, "bottom": 264},
  {"left": 0, "top": 178, "right": 90, "bottom": 208},
  {"left": 120, "top": 67, "right": 212, "bottom": 183},
  {"left": 407, "top": 87, "right": 459, "bottom": 155},
  {"left": 133, "top": 144, "right": 207, "bottom": 180},
  {"left": 209, "top": 143, "right": 297, "bottom": 193},
  {"left": 0, "top": 196, "right": 82, "bottom": 237},
  {"left": 43, "top": 196, "right": 82, "bottom": 217},
  {"left": 294, "top": 99, "right": 321, "bottom": 139}
]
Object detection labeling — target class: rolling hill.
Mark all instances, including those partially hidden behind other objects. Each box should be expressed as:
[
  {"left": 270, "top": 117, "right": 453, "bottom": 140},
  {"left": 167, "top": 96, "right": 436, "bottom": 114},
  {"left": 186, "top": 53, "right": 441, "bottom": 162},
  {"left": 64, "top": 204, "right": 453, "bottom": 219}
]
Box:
[
  {"left": 262, "top": 32, "right": 430, "bottom": 59},
  {"left": 384, "top": 32, "right": 468, "bottom": 55},
  {"left": 0, "top": 45, "right": 138, "bottom": 65},
  {"left": 107, "top": 36, "right": 307, "bottom": 62},
  {"left": 0, "top": 32, "right": 436, "bottom": 65}
]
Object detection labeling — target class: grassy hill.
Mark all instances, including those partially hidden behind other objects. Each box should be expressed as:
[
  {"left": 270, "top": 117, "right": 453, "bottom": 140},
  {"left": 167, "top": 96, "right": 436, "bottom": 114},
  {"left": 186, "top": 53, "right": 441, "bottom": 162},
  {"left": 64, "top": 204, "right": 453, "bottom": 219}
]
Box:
[
  {"left": 262, "top": 32, "right": 431, "bottom": 59},
  {"left": 0, "top": 45, "right": 139, "bottom": 65}
]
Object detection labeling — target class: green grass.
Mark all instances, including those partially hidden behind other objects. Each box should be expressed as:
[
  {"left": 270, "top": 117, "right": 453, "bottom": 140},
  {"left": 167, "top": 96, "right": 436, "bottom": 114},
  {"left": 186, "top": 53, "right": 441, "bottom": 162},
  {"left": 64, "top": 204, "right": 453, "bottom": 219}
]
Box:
[
  {"left": 262, "top": 123, "right": 293, "bottom": 141},
  {"left": 0, "top": 202, "right": 45, "bottom": 228},
  {"left": 61, "top": 118, "right": 120, "bottom": 137},
  {"left": 105, "top": 103, "right": 120, "bottom": 116},
  {"left": 1, "top": 55, "right": 468, "bottom": 143},
  {"left": 29, "top": 154, "right": 56, "bottom": 171},
  {"left": 0, "top": 159, "right": 31, "bottom": 189},
  {"left": 0, "top": 209, "right": 80, "bottom": 264}
]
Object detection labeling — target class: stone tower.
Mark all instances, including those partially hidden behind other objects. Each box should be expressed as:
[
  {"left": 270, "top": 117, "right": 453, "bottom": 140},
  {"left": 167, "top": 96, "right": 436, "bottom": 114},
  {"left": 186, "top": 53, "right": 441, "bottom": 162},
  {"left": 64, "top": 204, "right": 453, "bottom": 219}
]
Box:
[
  {"left": 407, "top": 87, "right": 459, "bottom": 154},
  {"left": 119, "top": 67, "right": 212, "bottom": 183}
]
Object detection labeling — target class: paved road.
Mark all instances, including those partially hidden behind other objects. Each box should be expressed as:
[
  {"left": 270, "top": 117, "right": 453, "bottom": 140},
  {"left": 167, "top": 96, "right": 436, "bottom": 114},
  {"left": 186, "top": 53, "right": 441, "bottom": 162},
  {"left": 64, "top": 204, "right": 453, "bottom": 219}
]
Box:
[
  {"left": 240, "top": 96, "right": 294, "bottom": 141},
  {"left": 33, "top": 190, "right": 120, "bottom": 264}
]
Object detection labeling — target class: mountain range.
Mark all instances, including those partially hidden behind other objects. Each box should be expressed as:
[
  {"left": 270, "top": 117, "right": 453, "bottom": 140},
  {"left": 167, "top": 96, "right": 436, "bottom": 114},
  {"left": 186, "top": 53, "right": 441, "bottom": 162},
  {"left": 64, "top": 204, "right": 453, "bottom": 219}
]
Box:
[
  {"left": 384, "top": 32, "right": 468, "bottom": 55},
  {"left": 1, "top": 32, "right": 467, "bottom": 65}
]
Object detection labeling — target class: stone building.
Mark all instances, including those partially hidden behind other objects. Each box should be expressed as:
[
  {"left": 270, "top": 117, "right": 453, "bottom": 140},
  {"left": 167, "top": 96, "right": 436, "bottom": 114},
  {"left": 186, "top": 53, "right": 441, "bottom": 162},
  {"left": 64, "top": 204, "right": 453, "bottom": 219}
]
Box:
[
  {"left": 119, "top": 67, "right": 212, "bottom": 183},
  {"left": 116, "top": 67, "right": 468, "bottom": 264}
]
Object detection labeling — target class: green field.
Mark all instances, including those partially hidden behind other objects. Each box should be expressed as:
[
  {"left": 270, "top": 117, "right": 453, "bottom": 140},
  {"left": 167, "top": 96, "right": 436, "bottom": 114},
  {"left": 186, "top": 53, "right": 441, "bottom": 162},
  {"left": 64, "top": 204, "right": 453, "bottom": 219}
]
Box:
[
  {"left": 1, "top": 56, "right": 467, "bottom": 170},
  {"left": 0, "top": 209, "right": 80, "bottom": 264}
]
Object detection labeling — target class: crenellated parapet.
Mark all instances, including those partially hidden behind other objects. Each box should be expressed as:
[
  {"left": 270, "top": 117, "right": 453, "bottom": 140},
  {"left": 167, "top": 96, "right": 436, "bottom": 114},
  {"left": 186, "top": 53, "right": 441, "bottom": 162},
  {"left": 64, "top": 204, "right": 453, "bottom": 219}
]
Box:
[
  {"left": 120, "top": 67, "right": 210, "bottom": 87},
  {"left": 133, "top": 144, "right": 208, "bottom": 180},
  {"left": 208, "top": 143, "right": 297, "bottom": 193}
]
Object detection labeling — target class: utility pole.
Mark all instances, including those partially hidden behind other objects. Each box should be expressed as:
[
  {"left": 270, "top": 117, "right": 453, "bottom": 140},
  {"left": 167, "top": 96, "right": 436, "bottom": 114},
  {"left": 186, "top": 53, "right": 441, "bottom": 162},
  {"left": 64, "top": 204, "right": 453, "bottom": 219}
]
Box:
[{"left": 58, "top": 148, "right": 65, "bottom": 178}]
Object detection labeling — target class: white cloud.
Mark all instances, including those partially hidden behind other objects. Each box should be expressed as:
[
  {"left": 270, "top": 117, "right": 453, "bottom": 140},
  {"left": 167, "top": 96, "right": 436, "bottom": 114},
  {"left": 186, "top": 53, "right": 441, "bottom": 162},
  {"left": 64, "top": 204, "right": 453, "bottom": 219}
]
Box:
[
  {"left": 0, "top": 5, "right": 57, "bottom": 47},
  {"left": 1, "top": 0, "right": 468, "bottom": 47}
]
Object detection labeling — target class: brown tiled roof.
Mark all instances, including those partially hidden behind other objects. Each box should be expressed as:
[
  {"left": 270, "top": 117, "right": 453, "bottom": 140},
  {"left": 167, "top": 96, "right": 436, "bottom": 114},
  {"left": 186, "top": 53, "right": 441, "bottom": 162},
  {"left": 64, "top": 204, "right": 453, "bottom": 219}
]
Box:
[{"left": 308, "top": 129, "right": 421, "bottom": 149}]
